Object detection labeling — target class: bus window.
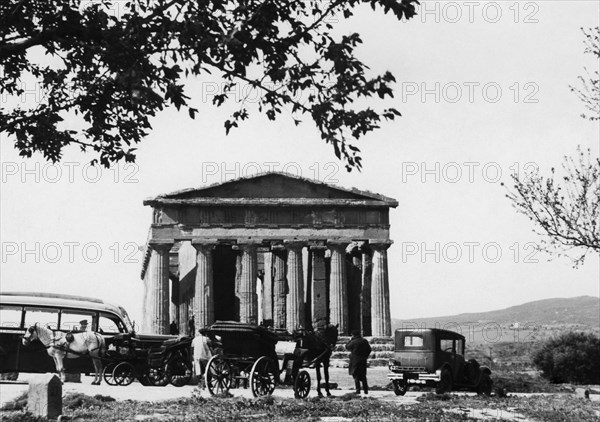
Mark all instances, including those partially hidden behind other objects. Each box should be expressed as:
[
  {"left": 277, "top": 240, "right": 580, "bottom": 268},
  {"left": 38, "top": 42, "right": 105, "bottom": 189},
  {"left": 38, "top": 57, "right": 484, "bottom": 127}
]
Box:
[
  {"left": 24, "top": 307, "right": 59, "bottom": 330},
  {"left": 0, "top": 305, "right": 22, "bottom": 329},
  {"left": 99, "top": 313, "right": 125, "bottom": 334},
  {"left": 61, "top": 311, "right": 95, "bottom": 331}
]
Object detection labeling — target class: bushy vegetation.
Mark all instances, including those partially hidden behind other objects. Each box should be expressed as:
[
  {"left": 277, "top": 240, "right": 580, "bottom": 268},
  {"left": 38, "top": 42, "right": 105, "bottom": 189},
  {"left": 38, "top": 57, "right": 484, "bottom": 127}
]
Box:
[
  {"left": 2, "top": 390, "right": 600, "bottom": 422},
  {"left": 532, "top": 332, "right": 600, "bottom": 384}
]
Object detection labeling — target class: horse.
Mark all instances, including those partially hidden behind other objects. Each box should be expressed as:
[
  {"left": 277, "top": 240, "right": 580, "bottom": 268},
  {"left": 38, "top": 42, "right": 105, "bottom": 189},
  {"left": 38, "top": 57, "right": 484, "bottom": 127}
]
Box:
[
  {"left": 292, "top": 324, "right": 339, "bottom": 397},
  {"left": 22, "top": 323, "right": 106, "bottom": 384}
]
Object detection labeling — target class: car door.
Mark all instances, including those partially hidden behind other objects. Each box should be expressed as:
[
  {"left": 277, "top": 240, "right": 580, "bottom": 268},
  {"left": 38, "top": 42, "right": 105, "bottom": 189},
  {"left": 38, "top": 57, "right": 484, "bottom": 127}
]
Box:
[{"left": 439, "top": 338, "right": 464, "bottom": 382}]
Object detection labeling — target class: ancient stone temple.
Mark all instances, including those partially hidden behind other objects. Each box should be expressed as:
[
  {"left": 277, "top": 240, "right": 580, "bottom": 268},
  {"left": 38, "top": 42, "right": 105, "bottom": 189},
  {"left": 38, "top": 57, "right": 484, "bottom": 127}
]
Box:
[{"left": 140, "top": 172, "right": 397, "bottom": 337}]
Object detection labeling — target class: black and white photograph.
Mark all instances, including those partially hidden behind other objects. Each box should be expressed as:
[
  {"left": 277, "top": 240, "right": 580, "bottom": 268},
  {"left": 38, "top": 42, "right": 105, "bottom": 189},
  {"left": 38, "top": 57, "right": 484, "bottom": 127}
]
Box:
[{"left": 1, "top": 0, "right": 599, "bottom": 420}]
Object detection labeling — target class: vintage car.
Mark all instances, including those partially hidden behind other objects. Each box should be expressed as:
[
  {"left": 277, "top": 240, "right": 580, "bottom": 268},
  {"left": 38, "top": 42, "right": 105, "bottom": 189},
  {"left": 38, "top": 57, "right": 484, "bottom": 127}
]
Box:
[{"left": 387, "top": 328, "right": 492, "bottom": 395}]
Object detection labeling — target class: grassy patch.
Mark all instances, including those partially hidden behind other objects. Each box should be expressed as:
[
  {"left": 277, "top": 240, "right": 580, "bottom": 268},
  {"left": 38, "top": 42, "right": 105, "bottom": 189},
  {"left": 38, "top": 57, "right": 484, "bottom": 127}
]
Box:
[
  {"left": 493, "top": 370, "right": 577, "bottom": 393},
  {"left": 417, "top": 393, "right": 600, "bottom": 422},
  {"left": 63, "top": 392, "right": 116, "bottom": 410},
  {"left": 3, "top": 390, "right": 599, "bottom": 421}
]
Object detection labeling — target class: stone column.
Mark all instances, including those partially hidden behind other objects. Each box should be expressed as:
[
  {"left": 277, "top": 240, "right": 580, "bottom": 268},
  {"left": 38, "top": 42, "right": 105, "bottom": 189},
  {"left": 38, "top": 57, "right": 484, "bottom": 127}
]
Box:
[
  {"left": 371, "top": 241, "right": 392, "bottom": 337},
  {"left": 285, "top": 242, "right": 305, "bottom": 333},
  {"left": 169, "top": 275, "right": 179, "bottom": 329},
  {"left": 328, "top": 241, "right": 349, "bottom": 334},
  {"left": 149, "top": 243, "right": 172, "bottom": 334},
  {"left": 272, "top": 246, "right": 287, "bottom": 330},
  {"left": 237, "top": 243, "right": 258, "bottom": 324},
  {"left": 262, "top": 252, "right": 274, "bottom": 324},
  {"left": 178, "top": 298, "right": 189, "bottom": 335},
  {"left": 310, "top": 246, "right": 328, "bottom": 328},
  {"left": 361, "top": 247, "right": 373, "bottom": 336},
  {"left": 192, "top": 241, "right": 215, "bottom": 330}
]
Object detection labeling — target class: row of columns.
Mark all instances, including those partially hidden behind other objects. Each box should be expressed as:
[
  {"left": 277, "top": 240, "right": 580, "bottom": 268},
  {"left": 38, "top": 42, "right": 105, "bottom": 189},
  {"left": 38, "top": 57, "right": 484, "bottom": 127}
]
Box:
[{"left": 145, "top": 240, "right": 391, "bottom": 337}]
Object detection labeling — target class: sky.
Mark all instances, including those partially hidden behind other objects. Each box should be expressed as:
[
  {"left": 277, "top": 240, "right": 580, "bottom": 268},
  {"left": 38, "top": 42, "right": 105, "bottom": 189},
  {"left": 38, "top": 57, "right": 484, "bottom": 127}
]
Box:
[{"left": 1, "top": 1, "right": 599, "bottom": 326}]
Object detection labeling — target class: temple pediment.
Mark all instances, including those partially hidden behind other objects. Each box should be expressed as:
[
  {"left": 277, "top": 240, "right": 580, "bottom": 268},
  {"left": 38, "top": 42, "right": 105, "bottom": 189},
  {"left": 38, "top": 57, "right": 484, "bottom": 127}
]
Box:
[{"left": 144, "top": 172, "right": 398, "bottom": 207}]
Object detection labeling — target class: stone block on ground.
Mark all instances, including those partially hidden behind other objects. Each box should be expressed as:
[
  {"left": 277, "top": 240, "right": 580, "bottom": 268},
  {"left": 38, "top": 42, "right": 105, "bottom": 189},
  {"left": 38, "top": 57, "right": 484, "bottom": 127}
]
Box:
[{"left": 27, "top": 373, "right": 62, "bottom": 419}]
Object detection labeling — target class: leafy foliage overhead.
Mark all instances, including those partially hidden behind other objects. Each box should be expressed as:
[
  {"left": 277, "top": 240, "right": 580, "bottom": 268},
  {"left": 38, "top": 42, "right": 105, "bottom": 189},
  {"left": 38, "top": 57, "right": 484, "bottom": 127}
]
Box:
[{"left": 0, "top": 0, "right": 419, "bottom": 169}]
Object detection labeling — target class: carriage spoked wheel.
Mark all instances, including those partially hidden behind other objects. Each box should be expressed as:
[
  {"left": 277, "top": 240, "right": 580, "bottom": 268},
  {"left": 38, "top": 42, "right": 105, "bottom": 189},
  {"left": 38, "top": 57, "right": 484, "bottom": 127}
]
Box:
[
  {"left": 249, "top": 356, "right": 276, "bottom": 397},
  {"left": 167, "top": 358, "right": 192, "bottom": 387},
  {"left": 294, "top": 370, "right": 311, "bottom": 399},
  {"left": 145, "top": 366, "right": 170, "bottom": 387},
  {"left": 205, "top": 355, "right": 233, "bottom": 395},
  {"left": 113, "top": 362, "right": 136, "bottom": 386},
  {"left": 102, "top": 362, "right": 119, "bottom": 386}
]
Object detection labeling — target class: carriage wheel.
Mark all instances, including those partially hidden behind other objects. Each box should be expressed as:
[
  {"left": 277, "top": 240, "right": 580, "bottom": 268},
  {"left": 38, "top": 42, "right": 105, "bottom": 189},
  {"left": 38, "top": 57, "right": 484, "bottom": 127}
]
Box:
[
  {"left": 294, "top": 370, "right": 311, "bottom": 399},
  {"left": 102, "top": 362, "right": 118, "bottom": 386},
  {"left": 249, "top": 356, "right": 276, "bottom": 397},
  {"left": 393, "top": 380, "right": 408, "bottom": 396},
  {"left": 145, "top": 366, "right": 170, "bottom": 387},
  {"left": 167, "top": 358, "right": 192, "bottom": 387},
  {"left": 205, "top": 355, "right": 232, "bottom": 395},
  {"left": 113, "top": 362, "right": 136, "bottom": 386}
]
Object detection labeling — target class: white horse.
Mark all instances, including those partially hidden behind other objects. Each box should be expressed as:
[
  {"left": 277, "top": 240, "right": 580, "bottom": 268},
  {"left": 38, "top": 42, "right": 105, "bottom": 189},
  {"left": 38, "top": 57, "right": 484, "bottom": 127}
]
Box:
[{"left": 22, "top": 323, "right": 105, "bottom": 384}]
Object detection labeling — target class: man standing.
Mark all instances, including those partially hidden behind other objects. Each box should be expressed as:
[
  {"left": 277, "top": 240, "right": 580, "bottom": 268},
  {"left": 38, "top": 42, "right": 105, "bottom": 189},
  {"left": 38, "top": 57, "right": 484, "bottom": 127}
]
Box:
[
  {"left": 192, "top": 328, "right": 213, "bottom": 385},
  {"left": 345, "top": 330, "right": 372, "bottom": 394}
]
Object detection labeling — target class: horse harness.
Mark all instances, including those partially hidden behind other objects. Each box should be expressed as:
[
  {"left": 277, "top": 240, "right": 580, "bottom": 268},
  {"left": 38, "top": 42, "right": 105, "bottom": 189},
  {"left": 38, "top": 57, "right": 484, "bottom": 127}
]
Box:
[{"left": 27, "top": 323, "right": 102, "bottom": 357}]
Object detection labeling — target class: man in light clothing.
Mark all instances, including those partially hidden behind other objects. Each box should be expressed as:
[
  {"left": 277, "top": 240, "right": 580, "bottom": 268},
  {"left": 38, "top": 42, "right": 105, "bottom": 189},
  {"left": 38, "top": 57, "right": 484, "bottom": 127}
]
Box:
[{"left": 192, "top": 329, "right": 213, "bottom": 384}]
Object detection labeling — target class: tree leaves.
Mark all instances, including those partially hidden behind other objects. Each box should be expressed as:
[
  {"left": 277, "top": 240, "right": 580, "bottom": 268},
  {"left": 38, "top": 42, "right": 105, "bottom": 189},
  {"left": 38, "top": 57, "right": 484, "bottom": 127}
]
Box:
[{"left": 0, "top": 0, "right": 420, "bottom": 170}]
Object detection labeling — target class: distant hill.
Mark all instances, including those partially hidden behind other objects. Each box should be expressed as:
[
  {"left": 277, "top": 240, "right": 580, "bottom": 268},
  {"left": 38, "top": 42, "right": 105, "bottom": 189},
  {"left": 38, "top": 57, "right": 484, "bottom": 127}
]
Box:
[{"left": 393, "top": 296, "right": 600, "bottom": 331}]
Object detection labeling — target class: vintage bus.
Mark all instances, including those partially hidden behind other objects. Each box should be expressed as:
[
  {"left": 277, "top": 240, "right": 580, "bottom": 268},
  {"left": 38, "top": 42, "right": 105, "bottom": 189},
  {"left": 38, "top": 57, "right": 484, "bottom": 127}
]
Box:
[{"left": 0, "top": 291, "right": 137, "bottom": 375}]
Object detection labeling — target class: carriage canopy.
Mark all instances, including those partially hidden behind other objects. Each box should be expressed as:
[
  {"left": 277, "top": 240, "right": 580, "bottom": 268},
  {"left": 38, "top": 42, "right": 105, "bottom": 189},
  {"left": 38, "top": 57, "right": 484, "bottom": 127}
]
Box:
[{"left": 204, "top": 321, "right": 279, "bottom": 361}]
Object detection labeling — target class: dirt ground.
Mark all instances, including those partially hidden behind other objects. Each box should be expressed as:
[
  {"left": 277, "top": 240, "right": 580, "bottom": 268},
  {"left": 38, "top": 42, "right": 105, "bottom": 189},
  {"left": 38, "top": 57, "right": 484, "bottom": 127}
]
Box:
[{"left": 0, "top": 367, "right": 404, "bottom": 407}]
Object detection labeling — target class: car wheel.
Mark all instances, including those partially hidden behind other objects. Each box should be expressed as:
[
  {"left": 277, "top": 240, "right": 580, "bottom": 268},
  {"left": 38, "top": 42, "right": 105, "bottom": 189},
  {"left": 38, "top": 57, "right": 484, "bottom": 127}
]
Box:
[
  {"left": 435, "top": 369, "right": 452, "bottom": 395},
  {"left": 476, "top": 373, "right": 492, "bottom": 396},
  {"left": 393, "top": 380, "right": 408, "bottom": 396}
]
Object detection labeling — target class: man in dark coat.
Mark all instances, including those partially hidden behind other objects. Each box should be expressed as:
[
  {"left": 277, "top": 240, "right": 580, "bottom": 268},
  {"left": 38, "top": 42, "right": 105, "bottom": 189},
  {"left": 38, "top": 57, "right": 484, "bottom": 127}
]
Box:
[
  {"left": 345, "top": 330, "right": 372, "bottom": 394},
  {"left": 169, "top": 320, "right": 179, "bottom": 335}
]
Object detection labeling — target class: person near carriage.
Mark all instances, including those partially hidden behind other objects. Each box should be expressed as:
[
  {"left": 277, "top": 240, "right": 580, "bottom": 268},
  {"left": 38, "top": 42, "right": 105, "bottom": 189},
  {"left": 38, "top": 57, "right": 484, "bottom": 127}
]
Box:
[
  {"left": 345, "top": 330, "right": 372, "bottom": 395},
  {"left": 192, "top": 329, "right": 212, "bottom": 379}
]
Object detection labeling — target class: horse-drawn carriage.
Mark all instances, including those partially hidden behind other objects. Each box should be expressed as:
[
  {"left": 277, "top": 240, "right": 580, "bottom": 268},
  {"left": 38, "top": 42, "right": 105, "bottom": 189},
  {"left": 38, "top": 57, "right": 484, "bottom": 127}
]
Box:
[
  {"left": 21, "top": 323, "right": 192, "bottom": 387},
  {"left": 102, "top": 333, "right": 193, "bottom": 387},
  {"left": 21, "top": 319, "right": 336, "bottom": 395},
  {"left": 202, "top": 321, "right": 338, "bottom": 398}
]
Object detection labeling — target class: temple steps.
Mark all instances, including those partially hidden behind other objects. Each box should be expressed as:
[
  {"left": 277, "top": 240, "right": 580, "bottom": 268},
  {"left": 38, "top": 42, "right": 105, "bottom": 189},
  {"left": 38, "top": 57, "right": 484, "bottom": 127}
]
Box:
[{"left": 329, "top": 336, "right": 394, "bottom": 368}]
